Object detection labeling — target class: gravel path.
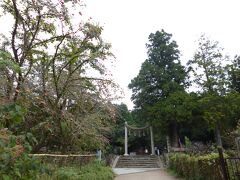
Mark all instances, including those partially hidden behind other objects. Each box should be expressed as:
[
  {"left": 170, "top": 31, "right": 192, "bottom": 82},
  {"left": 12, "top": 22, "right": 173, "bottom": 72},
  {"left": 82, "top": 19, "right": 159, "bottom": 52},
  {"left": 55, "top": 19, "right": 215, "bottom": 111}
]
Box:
[{"left": 114, "top": 169, "right": 178, "bottom": 180}]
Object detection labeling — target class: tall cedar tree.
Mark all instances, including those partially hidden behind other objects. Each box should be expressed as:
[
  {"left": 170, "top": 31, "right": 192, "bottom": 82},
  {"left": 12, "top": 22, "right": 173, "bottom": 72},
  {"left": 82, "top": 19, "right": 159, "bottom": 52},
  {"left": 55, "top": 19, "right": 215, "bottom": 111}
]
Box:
[{"left": 129, "top": 30, "right": 187, "bottom": 147}]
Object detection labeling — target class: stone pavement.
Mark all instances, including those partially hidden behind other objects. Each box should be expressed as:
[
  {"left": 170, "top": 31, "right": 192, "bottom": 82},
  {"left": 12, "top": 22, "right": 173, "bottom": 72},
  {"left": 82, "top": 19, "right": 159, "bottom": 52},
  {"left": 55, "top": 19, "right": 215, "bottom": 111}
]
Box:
[
  {"left": 113, "top": 168, "right": 161, "bottom": 175},
  {"left": 113, "top": 168, "right": 178, "bottom": 180}
]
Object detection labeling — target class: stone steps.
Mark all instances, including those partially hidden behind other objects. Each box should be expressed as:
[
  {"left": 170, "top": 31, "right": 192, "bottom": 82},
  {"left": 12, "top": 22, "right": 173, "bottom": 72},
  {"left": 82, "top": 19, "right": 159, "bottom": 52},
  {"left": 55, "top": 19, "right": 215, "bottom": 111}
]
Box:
[{"left": 116, "top": 155, "right": 161, "bottom": 168}]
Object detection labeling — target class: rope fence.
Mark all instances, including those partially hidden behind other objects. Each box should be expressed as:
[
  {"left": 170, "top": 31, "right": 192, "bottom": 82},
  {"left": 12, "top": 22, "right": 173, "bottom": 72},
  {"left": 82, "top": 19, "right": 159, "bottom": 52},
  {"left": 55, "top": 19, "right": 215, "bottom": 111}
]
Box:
[{"left": 29, "top": 153, "right": 97, "bottom": 166}]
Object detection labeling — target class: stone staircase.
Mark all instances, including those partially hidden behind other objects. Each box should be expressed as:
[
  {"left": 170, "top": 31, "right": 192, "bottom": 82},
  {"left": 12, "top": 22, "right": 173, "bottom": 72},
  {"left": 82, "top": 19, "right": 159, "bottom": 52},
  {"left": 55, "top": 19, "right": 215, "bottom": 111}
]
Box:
[{"left": 115, "top": 155, "right": 161, "bottom": 168}]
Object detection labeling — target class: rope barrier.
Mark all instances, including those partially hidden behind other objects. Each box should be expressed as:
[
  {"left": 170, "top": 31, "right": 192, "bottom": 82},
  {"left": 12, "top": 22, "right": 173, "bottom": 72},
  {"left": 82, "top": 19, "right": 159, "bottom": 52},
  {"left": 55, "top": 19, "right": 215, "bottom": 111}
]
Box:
[{"left": 125, "top": 122, "right": 150, "bottom": 130}]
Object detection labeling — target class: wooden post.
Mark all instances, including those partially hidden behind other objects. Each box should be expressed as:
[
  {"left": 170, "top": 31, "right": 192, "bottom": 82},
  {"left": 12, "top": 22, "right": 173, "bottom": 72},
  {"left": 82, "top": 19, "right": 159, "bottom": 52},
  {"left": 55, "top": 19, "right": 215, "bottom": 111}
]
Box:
[
  {"left": 124, "top": 122, "right": 128, "bottom": 156},
  {"left": 97, "top": 150, "right": 102, "bottom": 161},
  {"left": 218, "top": 147, "right": 229, "bottom": 180},
  {"left": 150, "top": 126, "right": 155, "bottom": 155}
]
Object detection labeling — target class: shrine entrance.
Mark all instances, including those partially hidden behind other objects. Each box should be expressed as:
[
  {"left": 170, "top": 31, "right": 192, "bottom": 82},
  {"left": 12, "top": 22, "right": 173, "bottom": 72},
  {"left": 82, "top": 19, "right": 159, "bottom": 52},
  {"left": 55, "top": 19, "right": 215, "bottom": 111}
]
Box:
[{"left": 124, "top": 122, "right": 155, "bottom": 156}]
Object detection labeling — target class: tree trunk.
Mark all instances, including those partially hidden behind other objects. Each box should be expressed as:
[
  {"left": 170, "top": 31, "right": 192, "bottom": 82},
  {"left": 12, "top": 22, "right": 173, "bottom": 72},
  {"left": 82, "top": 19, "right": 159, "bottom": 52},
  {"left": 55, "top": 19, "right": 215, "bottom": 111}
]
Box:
[
  {"left": 170, "top": 120, "right": 179, "bottom": 148},
  {"left": 215, "top": 120, "right": 223, "bottom": 148}
]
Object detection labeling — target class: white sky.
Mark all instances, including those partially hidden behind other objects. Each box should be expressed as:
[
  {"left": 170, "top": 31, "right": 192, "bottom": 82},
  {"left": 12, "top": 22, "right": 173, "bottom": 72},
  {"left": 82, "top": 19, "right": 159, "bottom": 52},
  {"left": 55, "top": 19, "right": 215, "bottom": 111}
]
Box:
[
  {"left": 83, "top": 0, "right": 240, "bottom": 109},
  {"left": 1, "top": 0, "right": 240, "bottom": 109}
]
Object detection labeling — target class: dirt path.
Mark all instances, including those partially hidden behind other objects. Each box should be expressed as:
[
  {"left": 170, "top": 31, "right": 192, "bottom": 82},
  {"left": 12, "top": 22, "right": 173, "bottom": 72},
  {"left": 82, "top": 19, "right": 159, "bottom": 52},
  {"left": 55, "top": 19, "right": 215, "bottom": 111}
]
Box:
[{"left": 114, "top": 169, "right": 178, "bottom": 180}]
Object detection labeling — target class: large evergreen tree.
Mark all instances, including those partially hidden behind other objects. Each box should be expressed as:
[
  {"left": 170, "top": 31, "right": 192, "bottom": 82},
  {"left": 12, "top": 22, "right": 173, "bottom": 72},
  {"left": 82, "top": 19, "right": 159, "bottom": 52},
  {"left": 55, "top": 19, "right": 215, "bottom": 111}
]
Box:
[
  {"left": 129, "top": 30, "right": 187, "bottom": 107},
  {"left": 129, "top": 30, "right": 188, "bottom": 147}
]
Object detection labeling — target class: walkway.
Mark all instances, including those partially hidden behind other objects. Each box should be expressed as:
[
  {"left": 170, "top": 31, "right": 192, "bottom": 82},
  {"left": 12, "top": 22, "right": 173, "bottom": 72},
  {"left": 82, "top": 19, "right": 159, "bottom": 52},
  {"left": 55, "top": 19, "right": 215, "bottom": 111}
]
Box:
[{"left": 114, "top": 169, "right": 178, "bottom": 180}]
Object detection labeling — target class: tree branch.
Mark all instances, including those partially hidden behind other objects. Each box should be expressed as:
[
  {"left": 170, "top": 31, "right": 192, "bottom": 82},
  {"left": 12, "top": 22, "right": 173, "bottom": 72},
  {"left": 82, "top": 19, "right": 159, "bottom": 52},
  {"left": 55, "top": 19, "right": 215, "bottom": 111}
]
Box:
[
  {"left": 11, "top": 0, "right": 20, "bottom": 63},
  {"left": 51, "top": 37, "right": 66, "bottom": 102}
]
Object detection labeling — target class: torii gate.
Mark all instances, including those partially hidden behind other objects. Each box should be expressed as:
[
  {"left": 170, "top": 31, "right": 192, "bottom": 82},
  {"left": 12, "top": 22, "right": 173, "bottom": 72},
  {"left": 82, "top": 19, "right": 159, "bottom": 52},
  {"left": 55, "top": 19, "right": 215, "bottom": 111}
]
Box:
[{"left": 124, "top": 122, "right": 155, "bottom": 156}]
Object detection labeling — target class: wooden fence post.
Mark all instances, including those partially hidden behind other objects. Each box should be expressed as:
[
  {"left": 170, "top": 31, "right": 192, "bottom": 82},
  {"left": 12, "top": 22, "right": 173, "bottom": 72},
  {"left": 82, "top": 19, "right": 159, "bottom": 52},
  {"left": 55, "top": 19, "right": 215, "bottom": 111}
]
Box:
[{"left": 218, "top": 147, "right": 229, "bottom": 180}]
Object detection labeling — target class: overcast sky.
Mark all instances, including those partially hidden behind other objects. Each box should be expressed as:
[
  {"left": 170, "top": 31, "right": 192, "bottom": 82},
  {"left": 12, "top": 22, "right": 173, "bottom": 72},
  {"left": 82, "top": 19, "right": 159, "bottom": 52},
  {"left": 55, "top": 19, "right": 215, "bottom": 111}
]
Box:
[
  {"left": 1, "top": 0, "right": 240, "bottom": 109},
  {"left": 82, "top": 0, "right": 240, "bottom": 109}
]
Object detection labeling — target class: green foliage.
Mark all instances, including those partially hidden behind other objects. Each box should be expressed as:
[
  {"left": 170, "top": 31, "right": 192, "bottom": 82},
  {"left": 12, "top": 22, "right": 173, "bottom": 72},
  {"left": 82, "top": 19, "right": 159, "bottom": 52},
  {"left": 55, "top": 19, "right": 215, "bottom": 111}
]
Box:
[
  {"left": 42, "top": 161, "right": 114, "bottom": 180},
  {"left": 228, "top": 55, "right": 240, "bottom": 93},
  {"left": 127, "top": 31, "right": 240, "bottom": 148},
  {"left": 0, "top": 103, "right": 26, "bottom": 128},
  {"left": 169, "top": 152, "right": 228, "bottom": 180},
  {"left": 129, "top": 30, "right": 187, "bottom": 109},
  {"left": 0, "top": 0, "right": 117, "bottom": 153},
  {"left": 0, "top": 129, "right": 47, "bottom": 180},
  {"left": 199, "top": 93, "right": 240, "bottom": 128},
  {"left": 110, "top": 103, "right": 133, "bottom": 151},
  {"left": 128, "top": 30, "right": 188, "bottom": 146},
  {"left": 186, "top": 35, "right": 239, "bottom": 147},
  {"left": 153, "top": 92, "right": 195, "bottom": 123},
  {"left": 187, "top": 34, "right": 228, "bottom": 95},
  {"left": 0, "top": 50, "right": 20, "bottom": 72},
  {"left": 185, "top": 136, "right": 192, "bottom": 148}
]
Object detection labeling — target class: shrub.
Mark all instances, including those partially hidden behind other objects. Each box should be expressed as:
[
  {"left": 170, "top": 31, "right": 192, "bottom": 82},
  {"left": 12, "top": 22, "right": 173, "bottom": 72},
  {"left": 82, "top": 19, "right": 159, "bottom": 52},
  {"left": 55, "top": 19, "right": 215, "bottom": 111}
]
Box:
[
  {"left": 169, "top": 152, "right": 228, "bottom": 180},
  {"left": 0, "top": 129, "right": 47, "bottom": 179}
]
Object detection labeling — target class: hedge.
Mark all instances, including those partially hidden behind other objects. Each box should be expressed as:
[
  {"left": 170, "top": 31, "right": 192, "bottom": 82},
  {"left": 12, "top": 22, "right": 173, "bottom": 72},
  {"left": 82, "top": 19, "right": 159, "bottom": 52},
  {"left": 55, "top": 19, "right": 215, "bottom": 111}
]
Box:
[{"left": 169, "top": 153, "right": 228, "bottom": 180}]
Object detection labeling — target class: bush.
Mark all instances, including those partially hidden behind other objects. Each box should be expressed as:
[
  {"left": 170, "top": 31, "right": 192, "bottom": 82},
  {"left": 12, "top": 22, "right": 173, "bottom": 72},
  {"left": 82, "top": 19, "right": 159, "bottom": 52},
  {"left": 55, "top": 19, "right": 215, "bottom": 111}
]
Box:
[
  {"left": 52, "top": 161, "right": 114, "bottom": 180},
  {"left": 0, "top": 129, "right": 47, "bottom": 179},
  {"left": 169, "top": 152, "right": 228, "bottom": 180}
]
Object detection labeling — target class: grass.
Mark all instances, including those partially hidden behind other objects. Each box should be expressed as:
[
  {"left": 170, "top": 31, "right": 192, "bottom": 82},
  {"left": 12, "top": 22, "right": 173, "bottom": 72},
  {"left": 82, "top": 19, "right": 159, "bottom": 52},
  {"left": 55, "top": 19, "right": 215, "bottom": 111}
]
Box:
[
  {"left": 37, "top": 161, "right": 115, "bottom": 180},
  {"left": 166, "top": 168, "right": 178, "bottom": 176},
  {"left": 166, "top": 169, "right": 185, "bottom": 180}
]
